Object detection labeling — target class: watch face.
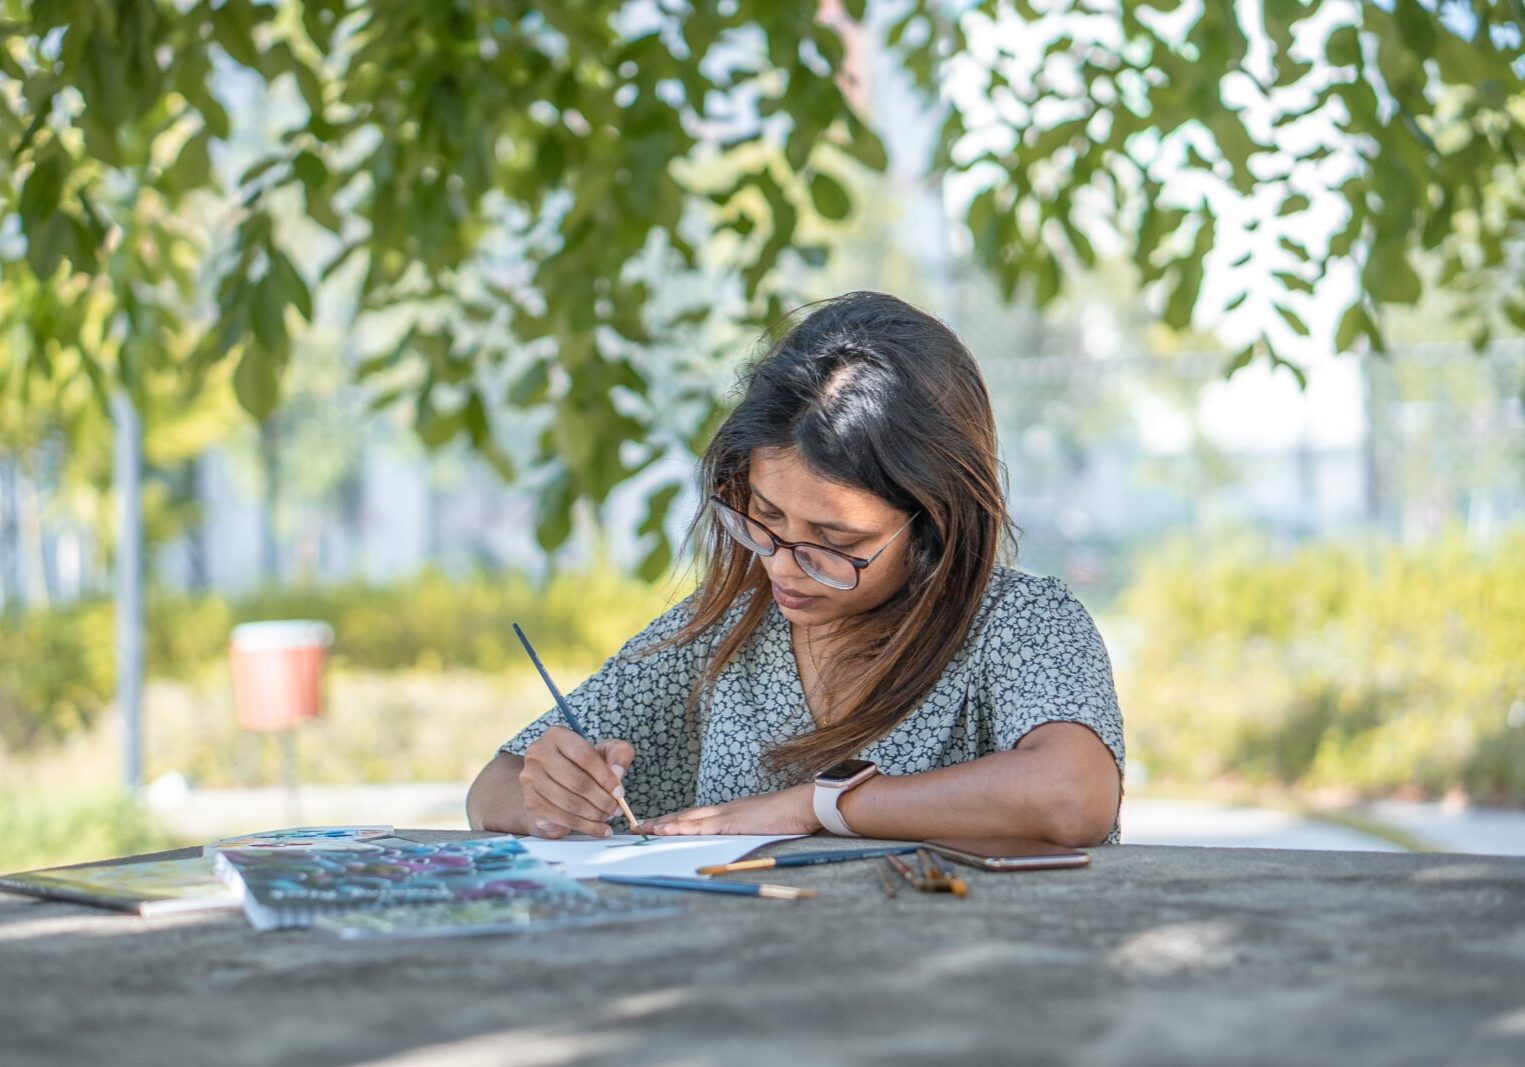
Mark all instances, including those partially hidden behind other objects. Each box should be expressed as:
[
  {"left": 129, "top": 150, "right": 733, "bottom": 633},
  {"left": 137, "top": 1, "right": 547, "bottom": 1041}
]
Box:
[{"left": 819, "top": 759, "right": 875, "bottom": 784}]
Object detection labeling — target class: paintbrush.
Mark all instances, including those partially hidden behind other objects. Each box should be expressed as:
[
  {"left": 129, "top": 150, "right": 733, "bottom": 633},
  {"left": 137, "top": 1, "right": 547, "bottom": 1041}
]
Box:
[
  {"left": 512, "top": 622, "right": 648, "bottom": 840},
  {"left": 599, "top": 875, "right": 816, "bottom": 900}
]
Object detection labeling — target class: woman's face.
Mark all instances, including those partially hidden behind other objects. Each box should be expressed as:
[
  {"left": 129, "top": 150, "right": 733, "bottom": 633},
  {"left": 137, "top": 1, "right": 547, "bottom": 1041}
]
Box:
[{"left": 745, "top": 447, "right": 915, "bottom": 630}]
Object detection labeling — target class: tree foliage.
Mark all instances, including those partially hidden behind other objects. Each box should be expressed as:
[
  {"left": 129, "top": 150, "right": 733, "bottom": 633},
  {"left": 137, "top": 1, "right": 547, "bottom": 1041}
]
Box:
[
  {"left": 907, "top": 0, "right": 1525, "bottom": 382},
  {"left": 3, "top": 0, "right": 1522, "bottom": 567}
]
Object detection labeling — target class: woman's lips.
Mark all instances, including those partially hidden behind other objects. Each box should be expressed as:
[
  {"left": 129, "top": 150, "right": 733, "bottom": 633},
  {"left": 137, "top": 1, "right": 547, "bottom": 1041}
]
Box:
[{"left": 772, "top": 584, "right": 821, "bottom": 609}]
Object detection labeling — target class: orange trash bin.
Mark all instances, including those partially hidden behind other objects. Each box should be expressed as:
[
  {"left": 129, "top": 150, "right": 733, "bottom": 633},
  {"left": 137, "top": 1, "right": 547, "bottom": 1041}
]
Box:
[{"left": 229, "top": 621, "right": 335, "bottom": 733}]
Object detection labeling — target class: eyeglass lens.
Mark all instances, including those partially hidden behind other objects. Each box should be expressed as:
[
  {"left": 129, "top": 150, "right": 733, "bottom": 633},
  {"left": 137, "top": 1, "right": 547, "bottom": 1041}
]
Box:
[{"left": 714, "top": 506, "right": 859, "bottom": 590}]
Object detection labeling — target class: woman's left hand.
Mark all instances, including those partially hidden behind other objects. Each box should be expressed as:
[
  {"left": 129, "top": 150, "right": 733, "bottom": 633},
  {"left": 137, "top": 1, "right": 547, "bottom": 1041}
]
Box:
[{"left": 643, "top": 784, "right": 821, "bottom": 836}]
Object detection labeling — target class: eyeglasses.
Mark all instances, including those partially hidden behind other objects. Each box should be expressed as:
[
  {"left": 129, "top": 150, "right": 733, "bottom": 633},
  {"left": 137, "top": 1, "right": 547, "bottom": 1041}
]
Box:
[{"left": 709, "top": 496, "right": 917, "bottom": 591}]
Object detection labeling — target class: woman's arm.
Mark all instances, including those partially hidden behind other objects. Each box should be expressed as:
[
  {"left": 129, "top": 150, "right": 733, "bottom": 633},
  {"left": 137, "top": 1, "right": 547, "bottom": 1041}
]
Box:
[
  {"left": 466, "top": 751, "right": 531, "bottom": 834},
  {"left": 645, "top": 722, "right": 1120, "bottom": 847},
  {"left": 838, "top": 722, "right": 1120, "bottom": 846}
]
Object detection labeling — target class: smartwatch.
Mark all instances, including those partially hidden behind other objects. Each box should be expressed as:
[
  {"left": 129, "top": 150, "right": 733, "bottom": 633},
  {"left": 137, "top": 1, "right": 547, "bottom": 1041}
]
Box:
[{"left": 812, "top": 759, "right": 879, "bottom": 837}]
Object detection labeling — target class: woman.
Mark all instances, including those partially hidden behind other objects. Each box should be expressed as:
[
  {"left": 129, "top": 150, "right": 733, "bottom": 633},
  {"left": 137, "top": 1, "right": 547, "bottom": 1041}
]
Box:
[{"left": 467, "top": 291, "right": 1123, "bottom": 845}]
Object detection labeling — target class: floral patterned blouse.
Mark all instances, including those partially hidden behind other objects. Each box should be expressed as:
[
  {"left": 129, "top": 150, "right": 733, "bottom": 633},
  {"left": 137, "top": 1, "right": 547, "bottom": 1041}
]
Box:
[{"left": 501, "top": 567, "right": 1125, "bottom": 843}]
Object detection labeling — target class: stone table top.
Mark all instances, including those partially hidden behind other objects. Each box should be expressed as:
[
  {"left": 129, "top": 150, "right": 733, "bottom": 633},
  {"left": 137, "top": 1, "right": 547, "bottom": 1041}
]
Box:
[{"left": 2, "top": 831, "right": 1523, "bottom": 1066}]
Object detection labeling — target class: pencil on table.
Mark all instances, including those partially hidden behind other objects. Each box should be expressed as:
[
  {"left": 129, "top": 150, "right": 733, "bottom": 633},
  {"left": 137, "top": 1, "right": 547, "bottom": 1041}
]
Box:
[
  {"left": 924, "top": 850, "right": 969, "bottom": 897},
  {"left": 884, "top": 853, "right": 924, "bottom": 891},
  {"left": 876, "top": 858, "right": 900, "bottom": 898}
]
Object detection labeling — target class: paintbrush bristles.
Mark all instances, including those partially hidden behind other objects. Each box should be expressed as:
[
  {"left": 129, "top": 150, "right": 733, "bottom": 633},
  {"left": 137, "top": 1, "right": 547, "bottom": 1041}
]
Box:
[
  {"left": 614, "top": 796, "right": 648, "bottom": 840},
  {"left": 758, "top": 885, "right": 817, "bottom": 899}
]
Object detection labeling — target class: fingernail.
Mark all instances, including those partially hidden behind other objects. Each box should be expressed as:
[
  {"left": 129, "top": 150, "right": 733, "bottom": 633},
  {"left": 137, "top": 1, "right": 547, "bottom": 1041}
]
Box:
[
  {"left": 600, "top": 825, "right": 612, "bottom": 837},
  {"left": 611, "top": 764, "right": 626, "bottom": 779},
  {"left": 613, "top": 785, "right": 626, "bottom": 799}
]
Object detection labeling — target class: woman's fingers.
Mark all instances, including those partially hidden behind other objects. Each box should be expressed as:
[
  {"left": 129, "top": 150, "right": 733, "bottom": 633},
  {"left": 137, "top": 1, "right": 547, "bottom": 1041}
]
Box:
[
  {"left": 520, "top": 726, "right": 641, "bottom": 838},
  {"left": 534, "top": 773, "right": 615, "bottom": 824},
  {"left": 649, "top": 805, "right": 727, "bottom": 835},
  {"left": 594, "top": 739, "right": 636, "bottom": 797},
  {"left": 547, "top": 727, "right": 623, "bottom": 795}
]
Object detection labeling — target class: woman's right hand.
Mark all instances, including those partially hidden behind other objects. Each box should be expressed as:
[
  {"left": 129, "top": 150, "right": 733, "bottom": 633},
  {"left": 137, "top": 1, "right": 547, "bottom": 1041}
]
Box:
[{"left": 518, "top": 726, "right": 635, "bottom": 838}]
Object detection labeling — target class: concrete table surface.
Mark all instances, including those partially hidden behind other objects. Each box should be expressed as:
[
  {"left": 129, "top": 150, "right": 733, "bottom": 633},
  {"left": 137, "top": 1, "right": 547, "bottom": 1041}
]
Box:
[{"left": 2, "top": 831, "right": 1523, "bottom": 1067}]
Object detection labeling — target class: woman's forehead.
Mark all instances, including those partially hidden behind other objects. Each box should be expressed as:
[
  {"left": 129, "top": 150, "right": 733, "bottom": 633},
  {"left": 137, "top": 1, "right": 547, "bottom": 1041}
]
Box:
[{"left": 747, "top": 448, "right": 897, "bottom": 525}]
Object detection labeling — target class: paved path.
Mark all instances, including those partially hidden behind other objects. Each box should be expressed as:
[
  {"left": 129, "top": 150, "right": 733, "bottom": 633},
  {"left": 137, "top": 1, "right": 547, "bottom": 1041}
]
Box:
[{"left": 1120, "top": 799, "right": 1405, "bottom": 851}]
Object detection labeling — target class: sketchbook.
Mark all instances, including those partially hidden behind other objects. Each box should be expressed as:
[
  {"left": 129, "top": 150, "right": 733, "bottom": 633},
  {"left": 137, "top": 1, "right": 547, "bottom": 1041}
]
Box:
[
  {"left": 202, "top": 825, "right": 397, "bottom": 856},
  {"left": 515, "top": 833, "right": 802, "bottom": 880},
  {"left": 0, "top": 856, "right": 240, "bottom": 916},
  {"left": 216, "top": 836, "right": 583, "bottom": 931},
  {"left": 314, "top": 882, "right": 683, "bottom": 939}
]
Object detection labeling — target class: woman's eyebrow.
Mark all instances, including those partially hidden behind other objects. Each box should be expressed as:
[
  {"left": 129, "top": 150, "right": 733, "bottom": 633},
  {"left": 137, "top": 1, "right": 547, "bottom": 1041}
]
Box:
[{"left": 748, "top": 486, "right": 875, "bottom": 538}]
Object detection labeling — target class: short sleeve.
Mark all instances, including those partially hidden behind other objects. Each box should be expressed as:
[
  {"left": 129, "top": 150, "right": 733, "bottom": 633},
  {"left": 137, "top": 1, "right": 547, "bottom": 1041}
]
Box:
[
  {"left": 499, "top": 596, "right": 706, "bottom": 817},
  {"left": 976, "top": 575, "right": 1125, "bottom": 829}
]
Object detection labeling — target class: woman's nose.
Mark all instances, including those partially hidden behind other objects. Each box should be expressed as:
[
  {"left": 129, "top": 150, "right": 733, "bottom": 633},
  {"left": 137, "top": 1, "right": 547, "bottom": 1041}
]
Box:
[{"left": 761, "top": 547, "right": 808, "bottom": 583}]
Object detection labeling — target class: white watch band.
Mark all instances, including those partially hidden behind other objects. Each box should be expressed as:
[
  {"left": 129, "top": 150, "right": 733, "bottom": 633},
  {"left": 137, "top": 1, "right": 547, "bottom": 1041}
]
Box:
[
  {"left": 813, "top": 783, "right": 859, "bottom": 836},
  {"left": 813, "top": 768, "right": 878, "bottom": 837}
]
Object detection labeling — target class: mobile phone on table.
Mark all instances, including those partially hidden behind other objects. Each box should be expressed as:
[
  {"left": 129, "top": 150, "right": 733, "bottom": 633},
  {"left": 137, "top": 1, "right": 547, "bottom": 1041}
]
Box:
[{"left": 923, "top": 837, "right": 1091, "bottom": 872}]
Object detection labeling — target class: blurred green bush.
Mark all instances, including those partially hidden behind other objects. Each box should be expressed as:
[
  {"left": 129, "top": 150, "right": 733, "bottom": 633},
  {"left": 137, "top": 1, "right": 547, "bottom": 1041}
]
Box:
[
  {"left": 0, "top": 566, "right": 682, "bottom": 754},
  {"left": 0, "top": 603, "right": 116, "bottom": 750},
  {"left": 1118, "top": 527, "right": 1525, "bottom": 803},
  {"left": 0, "top": 787, "right": 184, "bottom": 873}
]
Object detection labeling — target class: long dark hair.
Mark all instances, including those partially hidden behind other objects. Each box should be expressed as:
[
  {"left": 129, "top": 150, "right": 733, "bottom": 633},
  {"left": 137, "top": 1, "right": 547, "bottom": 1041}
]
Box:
[{"left": 670, "top": 290, "right": 1016, "bottom": 777}]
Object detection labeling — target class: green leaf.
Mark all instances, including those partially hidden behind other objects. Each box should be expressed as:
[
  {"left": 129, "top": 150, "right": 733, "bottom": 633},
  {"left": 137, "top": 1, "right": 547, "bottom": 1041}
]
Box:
[
  {"left": 165, "top": 129, "right": 213, "bottom": 196},
  {"left": 536, "top": 470, "right": 576, "bottom": 552},
  {"left": 844, "top": 113, "right": 888, "bottom": 171},
  {"left": 1326, "top": 25, "right": 1362, "bottom": 68},
  {"left": 239, "top": 154, "right": 284, "bottom": 186},
  {"left": 1278, "top": 194, "right": 1311, "bottom": 216},
  {"left": 251, "top": 274, "right": 289, "bottom": 353},
  {"left": 1505, "top": 301, "right": 1525, "bottom": 333},
  {"left": 639, "top": 484, "right": 681, "bottom": 537},
  {"left": 415, "top": 397, "right": 460, "bottom": 449},
  {"left": 1278, "top": 236, "right": 1311, "bottom": 262},
  {"left": 269, "top": 251, "right": 313, "bottom": 321},
  {"left": 1275, "top": 303, "right": 1310, "bottom": 336},
  {"left": 1163, "top": 261, "right": 1204, "bottom": 330},
  {"left": 19, "top": 148, "right": 65, "bottom": 223},
  {"left": 1225, "top": 343, "right": 1256, "bottom": 375},
  {"left": 809, "top": 171, "right": 852, "bottom": 221},
  {"left": 233, "top": 346, "right": 281, "bottom": 419},
  {"left": 637, "top": 538, "right": 672, "bottom": 582},
  {"left": 24, "top": 214, "right": 68, "bottom": 278},
  {"left": 1335, "top": 301, "right": 1375, "bottom": 352},
  {"left": 1273, "top": 271, "right": 1314, "bottom": 294},
  {"left": 1361, "top": 246, "right": 1421, "bottom": 304}
]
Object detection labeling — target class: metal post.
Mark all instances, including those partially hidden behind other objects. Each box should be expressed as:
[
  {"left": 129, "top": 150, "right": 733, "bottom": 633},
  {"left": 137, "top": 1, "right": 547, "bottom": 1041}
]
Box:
[
  {"left": 112, "top": 391, "right": 144, "bottom": 792},
  {"left": 279, "top": 728, "right": 301, "bottom": 824}
]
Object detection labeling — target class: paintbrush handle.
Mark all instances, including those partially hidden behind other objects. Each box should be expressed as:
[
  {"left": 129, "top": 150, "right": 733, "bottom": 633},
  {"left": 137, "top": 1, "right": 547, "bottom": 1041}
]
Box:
[
  {"left": 697, "top": 845, "right": 919, "bottom": 875},
  {"left": 514, "top": 622, "right": 648, "bottom": 840},
  {"left": 512, "top": 623, "right": 587, "bottom": 737},
  {"left": 599, "top": 875, "right": 815, "bottom": 899}
]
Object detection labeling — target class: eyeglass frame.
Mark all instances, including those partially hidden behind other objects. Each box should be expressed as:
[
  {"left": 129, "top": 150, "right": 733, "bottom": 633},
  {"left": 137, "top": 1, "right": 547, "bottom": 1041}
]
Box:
[{"left": 708, "top": 495, "right": 919, "bottom": 591}]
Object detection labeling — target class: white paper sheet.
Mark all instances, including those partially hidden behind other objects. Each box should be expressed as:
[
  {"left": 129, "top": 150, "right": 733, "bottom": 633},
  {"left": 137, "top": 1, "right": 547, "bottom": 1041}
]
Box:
[{"left": 515, "top": 834, "right": 803, "bottom": 880}]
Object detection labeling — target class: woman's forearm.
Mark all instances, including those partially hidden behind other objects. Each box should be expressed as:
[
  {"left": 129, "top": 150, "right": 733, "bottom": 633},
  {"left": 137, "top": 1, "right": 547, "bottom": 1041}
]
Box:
[
  {"left": 836, "top": 722, "right": 1120, "bottom": 847},
  {"left": 465, "top": 751, "right": 532, "bottom": 833}
]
